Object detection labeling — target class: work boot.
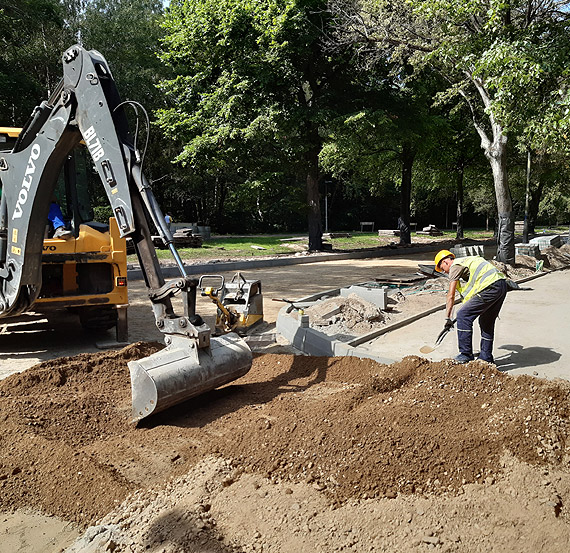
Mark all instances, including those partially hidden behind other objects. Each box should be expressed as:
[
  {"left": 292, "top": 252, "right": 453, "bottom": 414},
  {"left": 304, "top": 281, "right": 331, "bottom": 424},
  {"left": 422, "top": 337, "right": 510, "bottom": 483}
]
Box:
[
  {"left": 53, "top": 226, "right": 73, "bottom": 240},
  {"left": 453, "top": 353, "right": 474, "bottom": 363}
]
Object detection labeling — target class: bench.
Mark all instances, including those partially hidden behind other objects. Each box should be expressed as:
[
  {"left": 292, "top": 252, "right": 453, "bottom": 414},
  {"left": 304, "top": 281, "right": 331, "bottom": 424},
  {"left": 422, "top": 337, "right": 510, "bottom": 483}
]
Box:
[{"left": 360, "top": 221, "right": 374, "bottom": 232}]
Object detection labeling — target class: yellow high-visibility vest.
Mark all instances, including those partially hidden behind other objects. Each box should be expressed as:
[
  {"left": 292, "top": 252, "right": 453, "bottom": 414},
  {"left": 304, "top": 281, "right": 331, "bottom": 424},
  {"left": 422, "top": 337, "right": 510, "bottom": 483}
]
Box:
[{"left": 452, "top": 256, "right": 505, "bottom": 303}]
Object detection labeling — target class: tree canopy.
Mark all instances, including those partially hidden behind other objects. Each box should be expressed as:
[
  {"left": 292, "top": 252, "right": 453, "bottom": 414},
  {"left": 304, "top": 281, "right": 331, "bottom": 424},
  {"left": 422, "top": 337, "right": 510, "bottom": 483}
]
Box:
[{"left": 1, "top": 0, "right": 569, "bottom": 246}]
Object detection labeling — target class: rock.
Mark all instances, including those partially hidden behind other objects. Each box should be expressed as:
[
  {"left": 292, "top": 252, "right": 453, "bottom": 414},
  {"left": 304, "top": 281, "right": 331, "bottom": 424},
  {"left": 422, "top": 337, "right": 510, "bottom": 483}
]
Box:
[
  {"left": 63, "top": 525, "right": 123, "bottom": 553},
  {"left": 222, "top": 476, "right": 234, "bottom": 487},
  {"left": 421, "top": 535, "right": 442, "bottom": 546}
]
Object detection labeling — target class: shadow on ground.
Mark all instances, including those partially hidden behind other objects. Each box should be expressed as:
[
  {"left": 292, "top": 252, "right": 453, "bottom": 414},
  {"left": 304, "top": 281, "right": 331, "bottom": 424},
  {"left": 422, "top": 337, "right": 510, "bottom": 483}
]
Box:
[{"left": 495, "top": 343, "right": 562, "bottom": 371}]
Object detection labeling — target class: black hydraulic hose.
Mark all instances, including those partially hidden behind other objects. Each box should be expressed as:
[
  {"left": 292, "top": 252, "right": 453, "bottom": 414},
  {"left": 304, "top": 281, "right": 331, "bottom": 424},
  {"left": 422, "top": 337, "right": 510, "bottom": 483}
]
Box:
[{"left": 0, "top": 188, "right": 7, "bottom": 265}]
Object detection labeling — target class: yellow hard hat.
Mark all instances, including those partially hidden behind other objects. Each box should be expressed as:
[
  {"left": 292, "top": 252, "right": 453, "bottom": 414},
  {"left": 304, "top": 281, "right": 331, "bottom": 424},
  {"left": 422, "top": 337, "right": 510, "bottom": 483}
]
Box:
[{"left": 434, "top": 249, "right": 454, "bottom": 272}]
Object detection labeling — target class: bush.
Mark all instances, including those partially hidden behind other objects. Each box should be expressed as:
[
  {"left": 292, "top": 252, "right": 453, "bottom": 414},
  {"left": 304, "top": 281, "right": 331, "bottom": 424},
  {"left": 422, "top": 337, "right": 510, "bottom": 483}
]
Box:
[{"left": 92, "top": 205, "right": 113, "bottom": 224}]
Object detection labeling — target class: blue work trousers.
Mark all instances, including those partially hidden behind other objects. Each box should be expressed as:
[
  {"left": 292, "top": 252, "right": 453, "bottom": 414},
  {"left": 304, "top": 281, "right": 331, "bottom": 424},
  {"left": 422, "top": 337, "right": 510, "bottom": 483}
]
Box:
[
  {"left": 48, "top": 202, "right": 66, "bottom": 230},
  {"left": 456, "top": 279, "right": 508, "bottom": 362}
]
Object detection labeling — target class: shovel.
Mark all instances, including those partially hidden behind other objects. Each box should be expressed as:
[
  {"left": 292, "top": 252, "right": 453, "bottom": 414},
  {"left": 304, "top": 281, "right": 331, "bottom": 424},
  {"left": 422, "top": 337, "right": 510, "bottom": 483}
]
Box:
[{"left": 420, "top": 319, "right": 456, "bottom": 354}]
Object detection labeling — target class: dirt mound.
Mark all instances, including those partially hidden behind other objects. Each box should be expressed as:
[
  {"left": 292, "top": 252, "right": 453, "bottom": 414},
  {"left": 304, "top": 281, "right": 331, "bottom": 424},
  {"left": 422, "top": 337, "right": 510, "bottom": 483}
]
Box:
[
  {"left": 542, "top": 245, "right": 570, "bottom": 269},
  {"left": 492, "top": 258, "right": 536, "bottom": 279},
  {"left": 1, "top": 344, "right": 570, "bottom": 537},
  {"left": 304, "top": 293, "right": 386, "bottom": 336}
]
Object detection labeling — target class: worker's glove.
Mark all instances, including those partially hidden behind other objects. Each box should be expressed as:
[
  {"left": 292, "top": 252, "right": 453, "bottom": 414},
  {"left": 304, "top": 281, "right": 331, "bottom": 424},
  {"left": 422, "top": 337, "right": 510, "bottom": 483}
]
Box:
[{"left": 443, "top": 318, "right": 455, "bottom": 331}]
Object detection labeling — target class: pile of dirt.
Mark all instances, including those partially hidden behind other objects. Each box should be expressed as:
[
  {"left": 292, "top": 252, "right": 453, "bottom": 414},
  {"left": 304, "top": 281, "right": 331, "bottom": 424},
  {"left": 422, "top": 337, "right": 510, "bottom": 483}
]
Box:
[
  {"left": 515, "top": 254, "right": 543, "bottom": 271},
  {"left": 514, "top": 244, "right": 570, "bottom": 272},
  {"left": 1, "top": 344, "right": 570, "bottom": 544},
  {"left": 70, "top": 454, "right": 570, "bottom": 553},
  {"left": 302, "top": 280, "right": 453, "bottom": 339},
  {"left": 542, "top": 244, "right": 570, "bottom": 269},
  {"left": 304, "top": 293, "right": 387, "bottom": 337},
  {"left": 492, "top": 258, "right": 537, "bottom": 279}
]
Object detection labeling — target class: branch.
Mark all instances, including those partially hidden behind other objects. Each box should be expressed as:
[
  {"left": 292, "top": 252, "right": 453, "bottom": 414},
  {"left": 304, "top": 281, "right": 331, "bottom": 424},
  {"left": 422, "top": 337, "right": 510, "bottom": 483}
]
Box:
[
  {"left": 454, "top": 79, "right": 491, "bottom": 151},
  {"left": 468, "top": 73, "right": 506, "bottom": 145}
]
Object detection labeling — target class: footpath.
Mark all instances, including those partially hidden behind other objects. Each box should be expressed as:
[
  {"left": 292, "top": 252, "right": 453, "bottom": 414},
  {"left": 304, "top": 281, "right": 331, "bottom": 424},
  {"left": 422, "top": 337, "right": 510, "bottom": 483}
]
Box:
[{"left": 362, "top": 269, "right": 570, "bottom": 381}]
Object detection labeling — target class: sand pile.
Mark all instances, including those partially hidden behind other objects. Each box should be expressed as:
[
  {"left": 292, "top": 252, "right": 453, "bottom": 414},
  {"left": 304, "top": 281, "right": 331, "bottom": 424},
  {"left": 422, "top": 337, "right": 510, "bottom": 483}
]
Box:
[{"left": 1, "top": 344, "right": 569, "bottom": 518}]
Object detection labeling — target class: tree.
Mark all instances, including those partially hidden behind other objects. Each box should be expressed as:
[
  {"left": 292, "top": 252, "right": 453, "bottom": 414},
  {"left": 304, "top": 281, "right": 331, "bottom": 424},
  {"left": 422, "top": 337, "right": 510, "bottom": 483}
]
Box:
[
  {"left": 157, "top": 0, "right": 359, "bottom": 247},
  {"left": 79, "top": 0, "right": 166, "bottom": 105},
  {"left": 319, "top": 54, "right": 448, "bottom": 244},
  {"left": 328, "top": 0, "right": 570, "bottom": 264},
  {"left": 0, "top": 0, "right": 73, "bottom": 124}
]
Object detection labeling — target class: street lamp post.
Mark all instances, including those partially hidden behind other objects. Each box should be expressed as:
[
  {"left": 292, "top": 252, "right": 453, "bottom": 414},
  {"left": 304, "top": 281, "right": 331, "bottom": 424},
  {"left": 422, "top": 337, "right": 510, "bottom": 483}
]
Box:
[{"left": 324, "top": 180, "right": 331, "bottom": 233}]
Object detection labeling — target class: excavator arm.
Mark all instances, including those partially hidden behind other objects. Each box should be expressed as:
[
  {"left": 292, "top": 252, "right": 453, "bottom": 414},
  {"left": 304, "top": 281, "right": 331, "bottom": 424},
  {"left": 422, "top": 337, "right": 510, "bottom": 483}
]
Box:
[{"left": 0, "top": 45, "right": 251, "bottom": 421}]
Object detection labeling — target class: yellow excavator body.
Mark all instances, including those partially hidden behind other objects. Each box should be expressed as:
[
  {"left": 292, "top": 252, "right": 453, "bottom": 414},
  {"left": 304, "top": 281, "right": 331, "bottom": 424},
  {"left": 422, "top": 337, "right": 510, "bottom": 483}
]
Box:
[{"left": 1, "top": 126, "right": 128, "bottom": 336}]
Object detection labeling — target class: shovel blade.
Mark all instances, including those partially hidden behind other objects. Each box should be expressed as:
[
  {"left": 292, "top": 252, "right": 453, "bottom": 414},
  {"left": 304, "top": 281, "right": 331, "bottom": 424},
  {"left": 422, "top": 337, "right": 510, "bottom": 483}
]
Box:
[
  {"left": 419, "top": 344, "right": 435, "bottom": 354},
  {"left": 129, "top": 332, "right": 252, "bottom": 422}
]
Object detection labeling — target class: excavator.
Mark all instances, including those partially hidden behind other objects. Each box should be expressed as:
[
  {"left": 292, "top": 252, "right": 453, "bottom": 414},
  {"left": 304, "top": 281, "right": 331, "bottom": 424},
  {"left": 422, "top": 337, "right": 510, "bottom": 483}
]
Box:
[
  {"left": 0, "top": 125, "right": 130, "bottom": 338},
  {"left": 0, "top": 45, "right": 252, "bottom": 422}
]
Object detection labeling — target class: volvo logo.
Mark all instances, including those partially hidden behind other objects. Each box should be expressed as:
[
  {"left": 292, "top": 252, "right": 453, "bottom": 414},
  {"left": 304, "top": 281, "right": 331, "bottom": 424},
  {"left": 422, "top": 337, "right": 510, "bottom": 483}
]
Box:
[{"left": 12, "top": 144, "right": 40, "bottom": 220}]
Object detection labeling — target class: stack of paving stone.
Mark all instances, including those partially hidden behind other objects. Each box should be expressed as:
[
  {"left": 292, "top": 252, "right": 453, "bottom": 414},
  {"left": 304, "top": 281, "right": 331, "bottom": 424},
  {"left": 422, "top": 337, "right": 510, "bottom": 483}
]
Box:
[
  {"left": 150, "top": 228, "right": 203, "bottom": 249},
  {"left": 450, "top": 244, "right": 486, "bottom": 258},
  {"left": 515, "top": 243, "right": 541, "bottom": 258},
  {"left": 529, "top": 234, "right": 562, "bottom": 251},
  {"left": 416, "top": 224, "right": 443, "bottom": 236},
  {"left": 171, "top": 227, "right": 203, "bottom": 248}
]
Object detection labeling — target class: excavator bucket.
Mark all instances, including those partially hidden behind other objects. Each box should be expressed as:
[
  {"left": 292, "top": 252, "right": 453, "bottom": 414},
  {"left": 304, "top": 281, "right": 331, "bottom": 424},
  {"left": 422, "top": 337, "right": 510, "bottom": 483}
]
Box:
[{"left": 129, "top": 333, "right": 252, "bottom": 422}]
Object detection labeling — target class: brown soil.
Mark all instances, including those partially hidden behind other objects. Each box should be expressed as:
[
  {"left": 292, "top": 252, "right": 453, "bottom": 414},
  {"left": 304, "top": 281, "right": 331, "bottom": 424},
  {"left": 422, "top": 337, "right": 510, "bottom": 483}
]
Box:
[
  {"left": 1, "top": 344, "right": 570, "bottom": 552},
  {"left": 2, "top": 247, "right": 570, "bottom": 552}
]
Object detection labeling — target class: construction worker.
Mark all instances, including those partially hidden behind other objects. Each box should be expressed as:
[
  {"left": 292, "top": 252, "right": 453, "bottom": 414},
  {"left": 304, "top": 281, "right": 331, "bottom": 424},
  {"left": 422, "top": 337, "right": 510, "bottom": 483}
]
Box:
[{"left": 435, "top": 250, "right": 507, "bottom": 363}]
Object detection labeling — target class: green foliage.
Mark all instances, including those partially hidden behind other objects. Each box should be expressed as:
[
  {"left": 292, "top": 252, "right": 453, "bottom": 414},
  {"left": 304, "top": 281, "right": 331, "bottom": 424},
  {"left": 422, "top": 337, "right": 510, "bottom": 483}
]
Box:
[
  {"left": 0, "top": 0, "right": 74, "bottom": 124},
  {"left": 405, "top": 0, "right": 570, "bottom": 153},
  {"left": 92, "top": 204, "right": 113, "bottom": 223},
  {"left": 539, "top": 182, "right": 570, "bottom": 225},
  {"left": 2, "top": 0, "right": 568, "bottom": 235},
  {"left": 79, "top": 0, "right": 166, "bottom": 105},
  {"left": 156, "top": 0, "right": 365, "bottom": 240}
]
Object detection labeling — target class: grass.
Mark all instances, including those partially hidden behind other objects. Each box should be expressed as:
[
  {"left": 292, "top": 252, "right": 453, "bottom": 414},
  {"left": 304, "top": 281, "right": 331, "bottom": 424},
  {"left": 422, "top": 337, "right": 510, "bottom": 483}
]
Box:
[
  {"left": 144, "top": 236, "right": 296, "bottom": 262},
  {"left": 128, "top": 228, "right": 502, "bottom": 263},
  {"left": 128, "top": 225, "right": 568, "bottom": 263}
]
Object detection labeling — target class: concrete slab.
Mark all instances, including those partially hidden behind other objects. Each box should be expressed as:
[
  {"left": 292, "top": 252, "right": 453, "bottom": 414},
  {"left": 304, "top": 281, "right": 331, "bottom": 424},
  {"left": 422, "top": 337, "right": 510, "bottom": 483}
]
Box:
[{"left": 361, "top": 270, "right": 570, "bottom": 381}]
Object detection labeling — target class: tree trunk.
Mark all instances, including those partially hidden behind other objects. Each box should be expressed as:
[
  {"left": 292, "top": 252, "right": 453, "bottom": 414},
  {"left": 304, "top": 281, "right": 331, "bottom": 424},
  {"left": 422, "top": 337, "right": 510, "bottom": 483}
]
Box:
[
  {"left": 456, "top": 161, "right": 465, "bottom": 240},
  {"left": 527, "top": 155, "right": 548, "bottom": 235},
  {"left": 398, "top": 142, "right": 414, "bottom": 246},
  {"left": 306, "top": 146, "right": 322, "bottom": 251},
  {"left": 214, "top": 178, "right": 227, "bottom": 232},
  {"left": 529, "top": 180, "right": 545, "bottom": 235},
  {"left": 523, "top": 149, "right": 531, "bottom": 243},
  {"left": 487, "top": 144, "right": 515, "bottom": 264},
  {"left": 467, "top": 76, "right": 515, "bottom": 264}
]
